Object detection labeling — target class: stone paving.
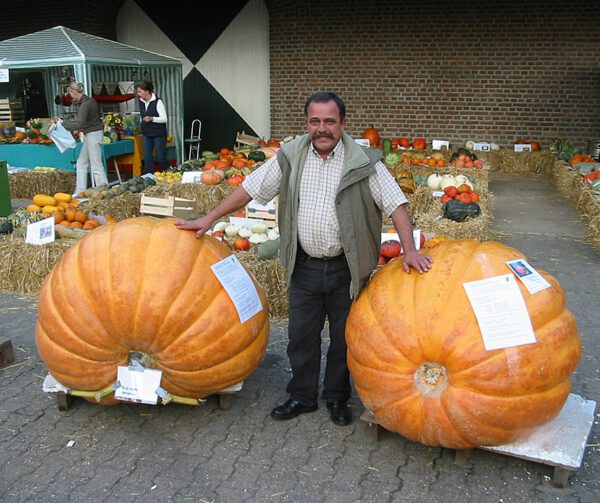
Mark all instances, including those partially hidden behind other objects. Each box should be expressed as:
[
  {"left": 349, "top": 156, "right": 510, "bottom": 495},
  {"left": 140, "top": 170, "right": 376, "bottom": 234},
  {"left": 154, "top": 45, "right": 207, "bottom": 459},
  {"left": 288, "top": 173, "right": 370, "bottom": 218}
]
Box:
[{"left": 1, "top": 172, "right": 599, "bottom": 502}]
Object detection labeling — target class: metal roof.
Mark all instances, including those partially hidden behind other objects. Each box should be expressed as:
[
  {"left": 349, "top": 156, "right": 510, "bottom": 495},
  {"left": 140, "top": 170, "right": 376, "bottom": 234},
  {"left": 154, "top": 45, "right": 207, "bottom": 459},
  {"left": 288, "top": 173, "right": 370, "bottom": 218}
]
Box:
[{"left": 0, "top": 26, "right": 182, "bottom": 68}]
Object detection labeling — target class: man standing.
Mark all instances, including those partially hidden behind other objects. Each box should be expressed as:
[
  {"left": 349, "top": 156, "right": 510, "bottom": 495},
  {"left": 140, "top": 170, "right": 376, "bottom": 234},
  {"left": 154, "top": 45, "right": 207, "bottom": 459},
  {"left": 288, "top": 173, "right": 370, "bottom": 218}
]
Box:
[{"left": 176, "top": 91, "right": 432, "bottom": 426}]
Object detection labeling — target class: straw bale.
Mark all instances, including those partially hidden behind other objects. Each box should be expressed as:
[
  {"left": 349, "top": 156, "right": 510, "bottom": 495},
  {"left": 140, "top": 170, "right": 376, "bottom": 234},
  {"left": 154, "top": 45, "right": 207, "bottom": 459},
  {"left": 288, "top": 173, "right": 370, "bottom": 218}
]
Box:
[
  {"left": 0, "top": 235, "right": 73, "bottom": 295},
  {"left": 551, "top": 161, "right": 600, "bottom": 252},
  {"left": 8, "top": 170, "right": 76, "bottom": 199},
  {"left": 79, "top": 192, "right": 143, "bottom": 221},
  {"left": 479, "top": 150, "right": 555, "bottom": 175},
  {"left": 237, "top": 252, "right": 288, "bottom": 319}
]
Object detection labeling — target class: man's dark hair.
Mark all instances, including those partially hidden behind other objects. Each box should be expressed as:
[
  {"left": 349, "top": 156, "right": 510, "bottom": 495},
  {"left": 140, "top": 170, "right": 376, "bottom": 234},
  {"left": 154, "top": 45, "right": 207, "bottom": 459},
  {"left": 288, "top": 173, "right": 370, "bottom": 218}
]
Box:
[
  {"left": 135, "top": 80, "right": 154, "bottom": 93},
  {"left": 304, "top": 91, "right": 346, "bottom": 120}
]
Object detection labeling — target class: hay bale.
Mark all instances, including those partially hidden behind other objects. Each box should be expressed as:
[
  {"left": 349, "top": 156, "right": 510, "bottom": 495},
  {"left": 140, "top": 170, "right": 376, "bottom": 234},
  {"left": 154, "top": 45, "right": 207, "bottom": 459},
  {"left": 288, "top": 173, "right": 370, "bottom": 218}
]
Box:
[
  {"left": 8, "top": 170, "right": 76, "bottom": 199},
  {"left": 479, "top": 150, "right": 555, "bottom": 175},
  {"left": 551, "top": 160, "right": 600, "bottom": 252},
  {"left": 0, "top": 235, "right": 73, "bottom": 295},
  {"left": 79, "top": 192, "right": 143, "bottom": 221},
  {"left": 237, "top": 252, "right": 288, "bottom": 319}
]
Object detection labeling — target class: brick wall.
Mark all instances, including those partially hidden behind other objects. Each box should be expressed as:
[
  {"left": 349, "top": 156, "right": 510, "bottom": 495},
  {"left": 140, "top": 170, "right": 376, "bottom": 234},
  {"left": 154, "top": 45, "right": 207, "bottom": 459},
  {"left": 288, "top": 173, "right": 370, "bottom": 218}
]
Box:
[
  {"left": 0, "top": 1, "right": 123, "bottom": 41},
  {"left": 266, "top": 0, "right": 600, "bottom": 149}
]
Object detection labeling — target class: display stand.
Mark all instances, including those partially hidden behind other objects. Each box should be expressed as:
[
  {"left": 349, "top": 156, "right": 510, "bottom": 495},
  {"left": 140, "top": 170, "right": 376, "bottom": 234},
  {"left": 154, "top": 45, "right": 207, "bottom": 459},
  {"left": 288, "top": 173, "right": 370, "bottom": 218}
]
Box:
[
  {"left": 51, "top": 379, "right": 244, "bottom": 412},
  {"left": 359, "top": 393, "right": 596, "bottom": 488}
]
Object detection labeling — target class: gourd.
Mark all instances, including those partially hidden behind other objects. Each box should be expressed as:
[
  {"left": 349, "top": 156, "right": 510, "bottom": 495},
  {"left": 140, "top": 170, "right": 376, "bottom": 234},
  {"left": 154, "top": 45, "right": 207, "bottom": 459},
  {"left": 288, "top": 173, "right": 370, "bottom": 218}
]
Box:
[
  {"left": 346, "top": 239, "right": 581, "bottom": 448},
  {"left": 33, "top": 194, "right": 58, "bottom": 207},
  {"left": 225, "top": 224, "right": 240, "bottom": 237},
  {"left": 427, "top": 174, "right": 443, "bottom": 190},
  {"left": 443, "top": 199, "right": 481, "bottom": 221},
  {"left": 248, "top": 151, "right": 266, "bottom": 162},
  {"left": 256, "top": 238, "right": 280, "bottom": 260},
  {"left": 35, "top": 217, "right": 270, "bottom": 402},
  {"left": 382, "top": 139, "right": 393, "bottom": 156},
  {"left": 439, "top": 175, "right": 457, "bottom": 191}
]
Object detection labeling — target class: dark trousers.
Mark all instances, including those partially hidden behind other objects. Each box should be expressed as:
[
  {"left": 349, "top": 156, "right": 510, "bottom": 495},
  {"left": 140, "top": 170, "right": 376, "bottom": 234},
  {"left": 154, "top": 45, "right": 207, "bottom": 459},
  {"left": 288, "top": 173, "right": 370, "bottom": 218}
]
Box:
[
  {"left": 142, "top": 134, "right": 168, "bottom": 174},
  {"left": 286, "top": 251, "right": 353, "bottom": 406}
]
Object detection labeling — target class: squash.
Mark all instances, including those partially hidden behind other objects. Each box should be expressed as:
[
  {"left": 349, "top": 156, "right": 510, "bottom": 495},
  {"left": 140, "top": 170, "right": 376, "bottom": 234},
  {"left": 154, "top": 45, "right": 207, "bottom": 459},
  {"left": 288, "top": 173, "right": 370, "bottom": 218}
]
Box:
[
  {"left": 35, "top": 217, "right": 270, "bottom": 403},
  {"left": 443, "top": 199, "right": 481, "bottom": 221},
  {"left": 33, "top": 194, "right": 58, "bottom": 207},
  {"left": 248, "top": 150, "right": 266, "bottom": 162},
  {"left": 26, "top": 204, "right": 42, "bottom": 213},
  {"left": 53, "top": 192, "right": 72, "bottom": 203},
  {"left": 346, "top": 239, "right": 581, "bottom": 448},
  {"left": 382, "top": 139, "right": 393, "bottom": 156},
  {"left": 361, "top": 126, "right": 380, "bottom": 147},
  {"left": 426, "top": 174, "right": 443, "bottom": 190},
  {"left": 256, "top": 238, "right": 280, "bottom": 260}
]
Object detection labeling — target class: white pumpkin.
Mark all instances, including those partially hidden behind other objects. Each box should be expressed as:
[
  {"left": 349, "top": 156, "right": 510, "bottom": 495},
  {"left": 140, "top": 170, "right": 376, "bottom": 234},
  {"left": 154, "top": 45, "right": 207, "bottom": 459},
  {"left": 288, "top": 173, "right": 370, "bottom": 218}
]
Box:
[
  {"left": 454, "top": 174, "right": 470, "bottom": 186},
  {"left": 464, "top": 140, "right": 475, "bottom": 150},
  {"left": 238, "top": 227, "right": 253, "bottom": 239},
  {"left": 491, "top": 143, "right": 500, "bottom": 151},
  {"left": 213, "top": 221, "right": 229, "bottom": 232},
  {"left": 267, "top": 228, "right": 280, "bottom": 241},
  {"left": 225, "top": 224, "right": 240, "bottom": 238},
  {"left": 427, "top": 174, "right": 443, "bottom": 190},
  {"left": 439, "top": 175, "right": 457, "bottom": 190},
  {"left": 249, "top": 233, "right": 269, "bottom": 244},
  {"left": 250, "top": 222, "right": 269, "bottom": 234}
]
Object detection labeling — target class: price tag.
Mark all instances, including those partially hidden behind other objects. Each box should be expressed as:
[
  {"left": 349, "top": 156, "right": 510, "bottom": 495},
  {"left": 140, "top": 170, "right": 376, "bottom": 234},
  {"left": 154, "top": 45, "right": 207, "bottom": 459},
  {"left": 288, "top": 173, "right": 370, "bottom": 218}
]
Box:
[
  {"left": 0, "top": 68, "right": 9, "bottom": 83},
  {"left": 115, "top": 365, "right": 163, "bottom": 405},
  {"left": 432, "top": 140, "right": 450, "bottom": 150},
  {"left": 181, "top": 171, "right": 202, "bottom": 184},
  {"left": 514, "top": 144, "right": 532, "bottom": 152},
  {"left": 473, "top": 142, "right": 491, "bottom": 151},
  {"left": 25, "top": 217, "right": 55, "bottom": 245}
]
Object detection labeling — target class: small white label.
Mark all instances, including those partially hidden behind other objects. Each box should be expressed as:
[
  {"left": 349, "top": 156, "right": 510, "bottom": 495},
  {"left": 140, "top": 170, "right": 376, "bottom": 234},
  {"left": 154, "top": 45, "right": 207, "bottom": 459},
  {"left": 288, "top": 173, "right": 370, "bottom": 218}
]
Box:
[
  {"left": 355, "top": 138, "right": 370, "bottom": 147},
  {"left": 25, "top": 217, "right": 55, "bottom": 245},
  {"left": 514, "top": 144, "right": 532, "bottom": 152},
  {"left": 506, "top": 259, "right": 552, "bottom": 294},
  {"left": 0, "top": 68, "right": 9, "bottom": 82},
  {"left": 432, "top": 140, "right": 450, "bottom": 150},
  {"left": 115, "top": 366, "right": 163, "bottom": 405},
  {"left": 181, "top": 171, "right": 203, "bottom": 184},
  {"left": 211, "top": 255, "right": 263, "bottom": 323},
  {"left": 229, "top": 216, "right": 264, "bottom": 229},
  {"left": 247, "top": 198, "right": 276, "bottom": 212},
  {"left": 473, "top": 142, "right": 491, "bottom": 151},
  {"left": 432, "top": 190, "right": 445, "bottom": 198},
  {"left": 463, "top": 274, "right": 536, "bottom": 351}
]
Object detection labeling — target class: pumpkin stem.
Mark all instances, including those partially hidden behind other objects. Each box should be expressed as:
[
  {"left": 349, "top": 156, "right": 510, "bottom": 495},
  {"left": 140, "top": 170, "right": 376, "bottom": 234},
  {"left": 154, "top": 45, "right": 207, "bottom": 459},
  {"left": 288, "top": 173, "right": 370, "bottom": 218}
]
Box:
[
  {"left": 413, "top": 362, "right": 448, "bottom": 397},
  {"left": 128, "top": 351, "right": 156, "bottom": 369}
]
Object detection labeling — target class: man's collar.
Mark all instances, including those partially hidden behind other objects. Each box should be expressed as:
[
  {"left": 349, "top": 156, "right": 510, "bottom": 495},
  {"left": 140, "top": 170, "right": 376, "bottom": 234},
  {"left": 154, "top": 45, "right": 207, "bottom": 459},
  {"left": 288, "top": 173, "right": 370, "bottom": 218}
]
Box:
[{"left": 310, "top": 138, "right": 344, "bottom": 159}]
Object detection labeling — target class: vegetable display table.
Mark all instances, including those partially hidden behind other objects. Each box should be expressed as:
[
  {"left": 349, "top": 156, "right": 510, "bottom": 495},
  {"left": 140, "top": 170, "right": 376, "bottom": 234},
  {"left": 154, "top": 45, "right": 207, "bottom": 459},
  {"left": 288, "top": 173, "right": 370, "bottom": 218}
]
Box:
[{"left": 0, "top": 141, "right": 134, "bottom": 182}]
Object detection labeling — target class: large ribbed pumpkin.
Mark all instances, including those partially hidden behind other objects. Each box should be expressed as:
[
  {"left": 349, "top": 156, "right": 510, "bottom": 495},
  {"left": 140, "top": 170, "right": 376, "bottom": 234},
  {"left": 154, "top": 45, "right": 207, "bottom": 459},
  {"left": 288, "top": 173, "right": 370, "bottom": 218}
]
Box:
[
  {"left": 35, "top": 217, "right": 270, "bottom": 402},
  {"left": 346, "top": 240, "right": 581, "bottom": 449}
]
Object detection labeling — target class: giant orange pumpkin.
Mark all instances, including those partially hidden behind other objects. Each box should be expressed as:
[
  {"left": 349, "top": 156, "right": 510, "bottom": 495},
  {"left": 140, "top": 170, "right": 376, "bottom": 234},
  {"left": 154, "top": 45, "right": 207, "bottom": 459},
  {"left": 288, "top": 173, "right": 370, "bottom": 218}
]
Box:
[
  {"left": 346, "top": 240, "right": 580, "bottom": 449},
  {"left": 35, "top": 217, "right": 270, "bottom": 403}
]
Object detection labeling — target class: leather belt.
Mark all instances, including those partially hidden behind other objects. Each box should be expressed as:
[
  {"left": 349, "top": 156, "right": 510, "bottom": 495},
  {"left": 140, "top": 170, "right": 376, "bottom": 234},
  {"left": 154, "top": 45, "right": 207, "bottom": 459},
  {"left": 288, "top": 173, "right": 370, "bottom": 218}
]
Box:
[{"left": 297, "top": 246, "right": 345, "bottom": 262}]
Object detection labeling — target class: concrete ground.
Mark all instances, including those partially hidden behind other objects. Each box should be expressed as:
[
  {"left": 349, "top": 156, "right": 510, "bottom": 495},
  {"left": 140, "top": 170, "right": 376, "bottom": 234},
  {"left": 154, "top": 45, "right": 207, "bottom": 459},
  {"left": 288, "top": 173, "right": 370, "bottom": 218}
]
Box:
[{"left": 0, "top": 172, "right": 599, "bottom": 502}]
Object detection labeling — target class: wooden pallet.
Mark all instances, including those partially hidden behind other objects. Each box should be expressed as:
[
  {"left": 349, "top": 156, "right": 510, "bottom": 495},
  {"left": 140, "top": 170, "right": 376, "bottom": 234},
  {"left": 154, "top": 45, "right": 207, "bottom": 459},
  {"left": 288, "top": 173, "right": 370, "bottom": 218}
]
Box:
[
  {"left": 245, "top": 197, "right": 278, "bottom": 228},
  {"left": 360, "top": 394, "right": 596, "bottom": 488}
]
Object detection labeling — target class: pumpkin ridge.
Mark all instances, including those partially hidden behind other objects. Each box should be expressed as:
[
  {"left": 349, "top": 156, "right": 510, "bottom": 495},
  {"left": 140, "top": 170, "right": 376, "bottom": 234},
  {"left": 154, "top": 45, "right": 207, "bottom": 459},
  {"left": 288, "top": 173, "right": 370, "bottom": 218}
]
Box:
[
  {"left": 71, "top": 231, "right": 128, "bottom": 351},
  {"left": 147, "top": 224, "right": 206, "bottom": 350},
  {"left": 363, "top": 281, "right": 421, "bottom": 366}
]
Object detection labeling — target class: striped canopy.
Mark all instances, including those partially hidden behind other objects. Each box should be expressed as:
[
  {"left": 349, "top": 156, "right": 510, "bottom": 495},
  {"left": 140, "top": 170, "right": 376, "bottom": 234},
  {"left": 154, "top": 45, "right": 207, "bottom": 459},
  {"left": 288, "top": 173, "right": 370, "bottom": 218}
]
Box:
[{"left": 0, "top": 26, "right": 184, "bottom": 162}]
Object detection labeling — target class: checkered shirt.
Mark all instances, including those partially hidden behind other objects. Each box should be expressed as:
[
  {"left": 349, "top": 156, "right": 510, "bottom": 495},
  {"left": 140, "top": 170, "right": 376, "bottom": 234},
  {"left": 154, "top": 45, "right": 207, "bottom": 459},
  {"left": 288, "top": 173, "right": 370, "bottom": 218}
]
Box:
[{"left": 242, "top": 141, "right": 407, "bottom": 258}]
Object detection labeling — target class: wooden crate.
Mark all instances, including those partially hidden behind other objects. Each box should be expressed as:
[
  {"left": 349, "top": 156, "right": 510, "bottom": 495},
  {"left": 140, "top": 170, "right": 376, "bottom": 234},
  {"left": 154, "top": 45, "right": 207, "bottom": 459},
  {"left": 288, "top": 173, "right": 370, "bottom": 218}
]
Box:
[
  {"left": 236, "top": 131, "right": 261, "bottom": 147},
  {"left": 140, "top": 195, "right": 196, "bottom": 219},
  {"left": 245, "top": 197, "right": 278, "bottom": 228},
  {"left": 0, "top": 99, "right": 25, "bottom": 125}
]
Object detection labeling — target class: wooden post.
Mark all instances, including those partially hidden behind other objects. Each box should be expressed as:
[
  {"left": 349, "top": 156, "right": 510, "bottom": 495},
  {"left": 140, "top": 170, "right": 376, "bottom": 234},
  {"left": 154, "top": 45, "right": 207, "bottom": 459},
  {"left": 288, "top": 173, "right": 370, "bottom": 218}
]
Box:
[{"left": 0, "top": 338, "right": 15, "bottom": 369}]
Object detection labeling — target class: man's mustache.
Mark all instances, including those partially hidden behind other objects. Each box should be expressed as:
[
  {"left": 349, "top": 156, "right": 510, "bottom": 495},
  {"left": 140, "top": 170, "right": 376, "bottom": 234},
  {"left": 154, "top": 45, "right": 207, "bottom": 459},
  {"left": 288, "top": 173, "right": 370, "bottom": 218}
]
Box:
[{"left": 314, "top": 132, "right": 333, "bottom": 139}]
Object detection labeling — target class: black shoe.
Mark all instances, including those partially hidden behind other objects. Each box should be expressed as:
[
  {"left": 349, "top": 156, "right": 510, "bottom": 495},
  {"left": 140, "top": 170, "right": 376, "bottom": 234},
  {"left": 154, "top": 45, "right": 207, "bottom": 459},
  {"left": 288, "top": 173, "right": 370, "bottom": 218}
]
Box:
[
  {"left": 327, "top": 400, "right": 352, "bottom": 426},
  {"left": 271, "top": 398, "right": 318, "bottom": 421}
]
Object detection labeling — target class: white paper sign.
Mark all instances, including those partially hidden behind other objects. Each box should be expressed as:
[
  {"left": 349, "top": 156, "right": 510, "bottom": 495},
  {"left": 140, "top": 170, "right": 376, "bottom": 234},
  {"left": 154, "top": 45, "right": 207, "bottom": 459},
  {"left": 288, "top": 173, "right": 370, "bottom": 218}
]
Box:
[
  {"left": 181, "top": 171, "right": 203, "bottom": 184},
  {"left": 25, "top": 217, "right": 55, "bottom": 245},
  {"left": 432, "top": 140, "right": 450, "bottom": 150},
  {"left": 141, "top": 173, "right": 156, "bottom": 180},
  {"left": 506, "top": 259, "right": 551, "bottom": 294},
  {"left": 463, "top": 274, "right": 536, "bottom": 351},
  {"left": 514, "top": 144, "right": 532, "bottom": 152},
  {"left": 115, "top": 365, "right": 163, "bottom": 405},
  {"left": 42, "top": 374, "right": 69, "bottom": 393},
  {"left": 473, "top": 142, "right": 491, "bottom": 151},
  {"left": 0, "top": 69, "right": 9, "bottom": 83},
  {"left": 432, "top": 190, "right": 445, "bottom": 198},
  {"left": 211, "top": 255, "right": 263, "bottom": 323},
  {"left": 355, "top": 138, "right": 370, "bottom": 147},
  {"left": 381, "top": 229, "right": 422, "bottom": 250}
]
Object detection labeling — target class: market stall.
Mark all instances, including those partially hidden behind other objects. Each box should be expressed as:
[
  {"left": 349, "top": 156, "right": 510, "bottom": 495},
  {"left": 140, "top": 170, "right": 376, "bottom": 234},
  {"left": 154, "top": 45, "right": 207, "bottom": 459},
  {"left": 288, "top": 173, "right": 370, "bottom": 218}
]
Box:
[{"left": 0, "top": 26, "right": 184, "bottom": 163}]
